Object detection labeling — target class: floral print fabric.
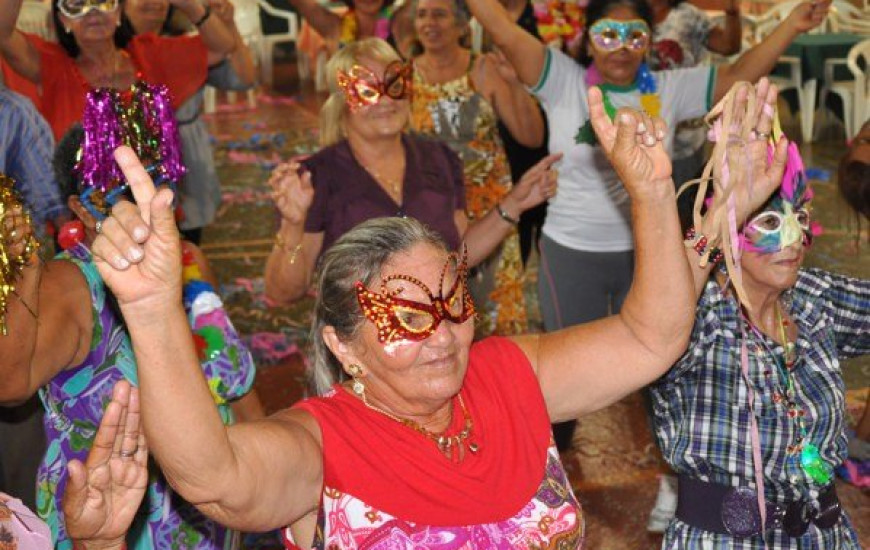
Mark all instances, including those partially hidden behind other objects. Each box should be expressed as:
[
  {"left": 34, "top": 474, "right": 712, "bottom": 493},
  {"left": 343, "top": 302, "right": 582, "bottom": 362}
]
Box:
[
  {"left": 36, "top": 245, "right": 255, "bottom": 550},
  {"left": 409, "top": 62, "right": 528, "bottom": 336},
  {"left": 283, "top": 445, "right": 584, "bottom": 549}
]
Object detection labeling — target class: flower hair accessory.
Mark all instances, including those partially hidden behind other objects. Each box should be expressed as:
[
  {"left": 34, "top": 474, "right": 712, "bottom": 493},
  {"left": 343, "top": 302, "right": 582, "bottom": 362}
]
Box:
[{"left": 355, "top": 248, "right": 475, "bottom": 344}]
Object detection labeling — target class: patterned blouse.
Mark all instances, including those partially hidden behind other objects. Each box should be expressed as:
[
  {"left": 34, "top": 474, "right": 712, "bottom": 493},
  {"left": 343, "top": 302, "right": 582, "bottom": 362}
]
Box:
[
  {"left": 409, "top": 58, "right": 527, "bottom": 336},
  {"left": 37, "top": 245, "right": 256, "bottom": 550},
  {"left": 650, "top": 268, "right": 869, "bottom": 548}
]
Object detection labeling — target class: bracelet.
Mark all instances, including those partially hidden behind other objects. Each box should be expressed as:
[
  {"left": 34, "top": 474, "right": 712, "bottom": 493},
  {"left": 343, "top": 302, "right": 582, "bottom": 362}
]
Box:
[
  {"left": 274, "top": 232, "right": 303, "bottom": 265},
  {"left": 684, "top": 227, "right": 723, "bottom": 267},
  {"left": 193, "top": 4, "right": 212, "bottom": 27},
  {"left": 495, "top": 203, "right": 519, "bottom": 225}
]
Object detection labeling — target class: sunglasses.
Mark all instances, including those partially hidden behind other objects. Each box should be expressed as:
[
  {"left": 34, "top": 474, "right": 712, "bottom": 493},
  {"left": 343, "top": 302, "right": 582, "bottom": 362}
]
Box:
[
  {"left": 336, "top": 61, "right": 412, "bottom": 112},
  {"left": 57, "top": 0, "right": 119, "bottom": 19},
  {"left": 355, "top": 249, "right": 475, "bottom": 345},
  {"left": 589, "top": 19, "right": 651, "bottom": 52}
]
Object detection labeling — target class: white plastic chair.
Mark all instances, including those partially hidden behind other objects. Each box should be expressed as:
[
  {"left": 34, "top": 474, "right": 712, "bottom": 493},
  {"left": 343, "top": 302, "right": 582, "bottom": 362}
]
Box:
[
  {"left": 256, "top": 0, "right": 300, "bottom": 86},
  {"left": 15, "top": 0, "right": 55, "bottom": 41},
  {"left": 204, "top": 0, "right": 264, "bottom": 113},
  {"left": 828, "top": 1, "right": 870, "bottom": 34},
  {"left": 819, "top": 38, "right": 870, "bottom": 139}
]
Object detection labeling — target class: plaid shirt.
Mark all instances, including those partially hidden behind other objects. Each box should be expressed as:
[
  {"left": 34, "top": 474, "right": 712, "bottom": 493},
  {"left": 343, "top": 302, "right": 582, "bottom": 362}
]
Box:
[{"left": 651, "top": 268, "right": 869, "bottom": 549}]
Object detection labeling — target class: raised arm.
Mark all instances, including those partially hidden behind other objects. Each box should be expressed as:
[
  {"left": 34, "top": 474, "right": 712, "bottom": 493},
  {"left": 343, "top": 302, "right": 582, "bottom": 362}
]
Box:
[
  {"left": 712, "top": 0, "right": 830, "bottom": 102},
  {"left": 90, "top": 148, "right": 323, "bottom": 529},
  {"left": 706, "top": 0, "right": 743, "bottom": 56},
  {"left": 0, "top": 0, "right": 42, "bottom": 84},
  {"left": 685, "top": 79, "right": 787, "bottom": 298},
  {"left": 464, "top": 0, "right": 546, "bottom": 87},
  {"left": 282, "top": 0, "right": 341, "bottom": 43},
  {"left": 473, "top": 50, "right": 545, "bottom": 148},
  {"left": 263, "top": 162, "right": 321, "bottom": 305},
  {"left": 0, "top": 210, "right": 92, "bottom": 406},
  {"left": 512, "top": 88, "right": 695, "bottom": 420},
  {"left": 171, "top": 0, "right": 237, "bottom": 60},
  {"left": 460, "top": 152, "right": 560, "bottom": 266},
  {"left": 210, "top": 0, "right": 257, "bottom": 85}
]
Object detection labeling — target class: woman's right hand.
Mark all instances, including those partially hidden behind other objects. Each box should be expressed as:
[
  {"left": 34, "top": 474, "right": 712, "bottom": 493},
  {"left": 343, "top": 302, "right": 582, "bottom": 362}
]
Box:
[
  {"left": 91, "top": 147, "right": 182, "bottom": 315},
  {"left": 269, "top": 161, "right": 314, "bottom": 225},
  {"left": 63, "top": 381, "right": 147, "bottom": 550},
  {"left": 2, "top": 204, "right": 35, "bottom": 262}
]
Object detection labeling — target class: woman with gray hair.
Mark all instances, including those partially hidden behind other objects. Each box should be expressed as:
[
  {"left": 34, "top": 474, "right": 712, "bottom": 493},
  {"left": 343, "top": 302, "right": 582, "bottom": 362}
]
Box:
[
  {"left": 264, "top": 37, "right": 559, "bottom": 326},
  {"left": 86, "top": 80, "right": 783, "bottom": 547}
]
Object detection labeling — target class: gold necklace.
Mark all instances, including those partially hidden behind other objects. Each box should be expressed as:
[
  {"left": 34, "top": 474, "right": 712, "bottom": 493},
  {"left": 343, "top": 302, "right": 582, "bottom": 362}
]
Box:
[
  {"left": 360, "top": 162, "right": 403, "bottom": 200},
  {"left": 362, "top": 393, "right": 480, "bottom": 462},
  {"left": 775, "top": 301, "right": 797, "bottom": 367}
]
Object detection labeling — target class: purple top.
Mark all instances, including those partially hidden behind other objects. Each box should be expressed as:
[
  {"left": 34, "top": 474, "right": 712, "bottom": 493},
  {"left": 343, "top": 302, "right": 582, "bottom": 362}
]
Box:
[{"left": 303, "top": 133, "right": 466, "bottom": 253}]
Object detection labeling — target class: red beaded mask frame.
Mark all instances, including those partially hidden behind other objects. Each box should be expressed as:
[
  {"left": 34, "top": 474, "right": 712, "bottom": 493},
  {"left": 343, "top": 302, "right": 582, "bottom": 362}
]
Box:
[
  {"left": 336, "top": 61, "right": 412, "bottom": 112},
  {"left": 355, "top": 249, "right": 475, "bottom": 344}
]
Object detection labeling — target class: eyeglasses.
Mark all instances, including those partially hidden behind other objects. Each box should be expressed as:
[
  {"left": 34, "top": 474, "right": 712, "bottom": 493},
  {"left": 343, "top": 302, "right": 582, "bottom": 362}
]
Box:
[
  {"left": 57, "top": 0, "right": 119, "bottom": 19},
  {"left": 589, "top": 19, "right": 651, "bottom": 52},
  {"left": 355, "top": 249, "right": 475, "bottom": 345},
  {"left": 336, "top": 61, "right": 412, "bottom": 112}
]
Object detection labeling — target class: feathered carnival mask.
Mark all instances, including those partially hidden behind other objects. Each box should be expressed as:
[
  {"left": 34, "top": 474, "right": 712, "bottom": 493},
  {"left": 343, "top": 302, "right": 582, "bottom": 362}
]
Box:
[
  {"left": 75, "top": 81, "right": 185, "bottom": 221},
  {"left": 740, "top": 141, "right": 822, "bottom": 254}
]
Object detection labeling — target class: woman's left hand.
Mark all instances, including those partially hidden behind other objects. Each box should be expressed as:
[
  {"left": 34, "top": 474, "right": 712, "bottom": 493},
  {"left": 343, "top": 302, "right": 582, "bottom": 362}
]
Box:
[
  {"left": 588, "top": 87, "right": 671, "bottom": 199},
  {"left": 486, "top": 49, "right": 521, "bottom": 86},
  {"left": 505, "top": 152, "right": 562, "bottom": 212},
  {"left": 62, "top": 380, "right": 147, "bottom": 548},
  {"left": 787, "top": 0, "right": 831, "bottom": 34}
]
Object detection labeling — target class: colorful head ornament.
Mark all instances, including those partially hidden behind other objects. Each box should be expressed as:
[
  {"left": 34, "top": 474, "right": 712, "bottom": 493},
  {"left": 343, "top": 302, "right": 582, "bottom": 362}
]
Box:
[
  {"left": 355, "top": 249, "right": 475, "bottom": 345},
  {"left": 0, "top": 175, "right": 41, "bottom": 336},
  {"left": 740, "top": 142, "right": 820, "bottom": 254},
  {"left": 588, "top": 18, "right": 650, "bottom": 52},
  {"left": 57, "top": 0, "right": 118, "bottom": 19},
  {"left": 336, "top": 61, "right": 412, "bottom": 112},
  {"left": 76, "top": 82, "right": 185, "bottom": 220}
]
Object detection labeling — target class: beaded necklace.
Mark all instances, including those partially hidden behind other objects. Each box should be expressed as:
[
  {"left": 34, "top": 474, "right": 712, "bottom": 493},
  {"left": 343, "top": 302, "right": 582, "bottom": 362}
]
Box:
[
  {"left": 361, "top": 392, "right": 480, "bottom": 462},
  {"left": 574, "top": 62, "right": 661, "bottom": 145},
  {"left": 742, "top": 301, "right": 833, "bottom": 486}
]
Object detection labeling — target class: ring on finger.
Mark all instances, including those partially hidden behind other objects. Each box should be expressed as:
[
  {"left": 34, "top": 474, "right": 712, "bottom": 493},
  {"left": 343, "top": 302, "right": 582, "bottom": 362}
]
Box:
[
  {"left": 119, "top": 448, "right": 136, "bottom": 458},
  {"left": 755, "top": 130, "right": 770, "bottom": 141},
  {"left": 95, "top": 219, "right": 103, "bottom": 235}
]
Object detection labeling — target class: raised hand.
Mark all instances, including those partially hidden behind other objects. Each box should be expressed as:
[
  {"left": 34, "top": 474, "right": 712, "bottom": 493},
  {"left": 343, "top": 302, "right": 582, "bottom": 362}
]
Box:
[
  {"left": 63, "top": 380, "right": 148, "bottom": 549},
  {"left": 91, "top": 147, "right": 182, "bottom": 314},
  {"left": 588, "top": 87, "right": 672, "bottom": 198},
  {"left": 209, "top": 0, "right": 235, "bottom": 24},
  {"left": 487, "top": 49, "right": 520, "bottom": 86},
  {"left": 505, "top": 153, "right": 562, "bottom": 211},
  {"left": 1, "top": 204, "right": 35, "bottom": 261},
  {"left": 269, "top": 162, "right": 314, "bottom": 225},
  {"left": 787, "top": 0, "right": 831, "bottom": 33},
  {"left": 709, "top": 78, "right": 788, "bottom": 226}
]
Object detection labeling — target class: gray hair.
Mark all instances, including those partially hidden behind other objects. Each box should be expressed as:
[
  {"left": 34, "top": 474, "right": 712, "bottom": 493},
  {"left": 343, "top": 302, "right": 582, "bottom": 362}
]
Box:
[
  {"left": 409, "top": 0, "right": 471, "bottom": 52},
  {"left": 309, "top": 217, "right": 448, "bottom": 395}
]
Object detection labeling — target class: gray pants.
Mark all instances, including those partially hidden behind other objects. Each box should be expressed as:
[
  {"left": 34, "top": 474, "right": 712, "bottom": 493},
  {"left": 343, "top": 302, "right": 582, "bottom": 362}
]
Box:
[{"left": 537, "top": 234, "right": 635, "bottom": 330}]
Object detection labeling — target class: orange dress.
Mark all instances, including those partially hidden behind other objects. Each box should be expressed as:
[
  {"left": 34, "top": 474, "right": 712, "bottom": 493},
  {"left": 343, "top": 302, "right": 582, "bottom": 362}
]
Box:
[
  {"left": 4, "top": 32, "right": 208, "bottom": 141},
  {"left": 409, "top": 59, "right": 528, "bottom": 337}
]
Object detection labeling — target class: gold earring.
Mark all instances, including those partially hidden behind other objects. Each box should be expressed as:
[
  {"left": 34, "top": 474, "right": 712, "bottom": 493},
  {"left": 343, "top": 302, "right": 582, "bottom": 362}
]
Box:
[{"left": 347, "top": 364, "right": 365, "bottom": 397}]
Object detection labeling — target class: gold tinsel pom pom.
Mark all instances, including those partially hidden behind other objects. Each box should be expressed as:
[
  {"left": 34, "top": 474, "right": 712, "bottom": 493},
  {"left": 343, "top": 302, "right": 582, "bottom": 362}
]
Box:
[{"left": 0, "top": 174, "right": 40, "bottom": 336}]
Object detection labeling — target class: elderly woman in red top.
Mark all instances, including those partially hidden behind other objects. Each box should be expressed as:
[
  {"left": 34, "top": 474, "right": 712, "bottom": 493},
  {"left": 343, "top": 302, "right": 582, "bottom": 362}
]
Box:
[
  {"left": 0, "top": 0, "right": 236, "bottom": 141},
  {"left": 87, "top": 81, "right": 783, "bottom": 548}
]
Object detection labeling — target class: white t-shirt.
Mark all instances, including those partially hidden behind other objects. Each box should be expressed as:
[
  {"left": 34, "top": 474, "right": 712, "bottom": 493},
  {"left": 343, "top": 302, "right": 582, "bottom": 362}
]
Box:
[{"left": 531, "top": 48, "right": 715, "bottom": 252}]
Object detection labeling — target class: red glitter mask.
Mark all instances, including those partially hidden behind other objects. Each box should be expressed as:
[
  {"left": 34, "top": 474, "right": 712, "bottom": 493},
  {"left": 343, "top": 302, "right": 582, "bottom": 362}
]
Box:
[
  {"left": 355, "top": 249, "right": 475, "bottom": 344},
  {"left": 336, "top": 61, "right": 412, "bottom": 111}
]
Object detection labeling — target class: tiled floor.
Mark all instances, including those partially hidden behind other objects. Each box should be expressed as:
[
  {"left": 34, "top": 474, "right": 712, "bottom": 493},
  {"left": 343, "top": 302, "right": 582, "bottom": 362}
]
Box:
[{"left": 203, "top": 56, "right": 869, "bottom": 548}]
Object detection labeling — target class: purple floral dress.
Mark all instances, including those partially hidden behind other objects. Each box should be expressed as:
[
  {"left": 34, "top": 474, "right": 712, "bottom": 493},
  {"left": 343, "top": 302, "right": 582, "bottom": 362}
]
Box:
[{"left": 36, "top": 245, "right": 256, "bottom": 550}]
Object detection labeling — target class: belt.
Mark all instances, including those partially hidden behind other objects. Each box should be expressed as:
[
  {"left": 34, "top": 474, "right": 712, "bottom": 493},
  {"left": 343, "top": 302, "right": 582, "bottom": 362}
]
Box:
[{"left": 675, "top": 475, "right": 841, "bottom": 538}]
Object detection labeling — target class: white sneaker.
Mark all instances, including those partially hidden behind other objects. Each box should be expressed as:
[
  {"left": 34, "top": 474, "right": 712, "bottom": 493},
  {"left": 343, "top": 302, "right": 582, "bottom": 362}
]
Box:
[{"left": 647, "top": 474, "right": 678, "bottom": 533}]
